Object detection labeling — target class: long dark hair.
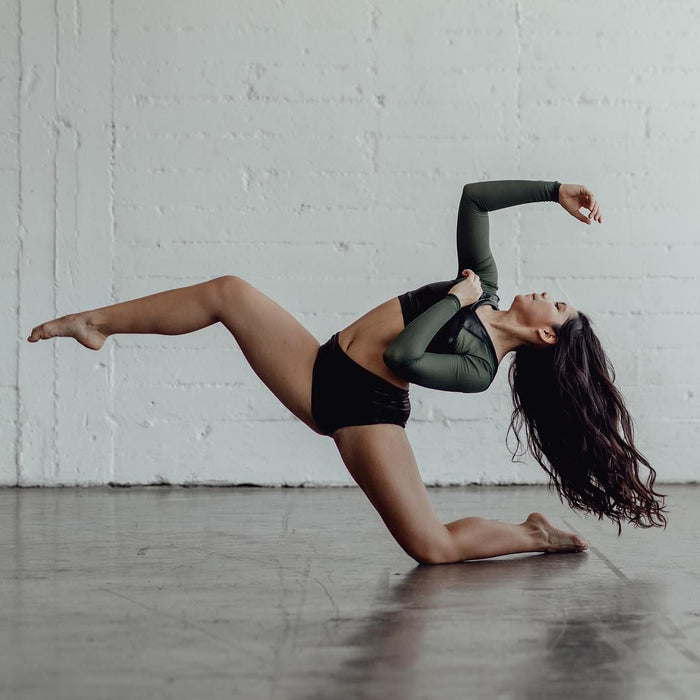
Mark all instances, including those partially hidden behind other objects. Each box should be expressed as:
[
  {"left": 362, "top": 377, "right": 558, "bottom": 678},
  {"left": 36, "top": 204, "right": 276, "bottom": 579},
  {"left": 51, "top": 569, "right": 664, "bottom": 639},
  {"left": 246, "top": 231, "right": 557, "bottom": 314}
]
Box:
[{"left": 506, "top": 311, "right": 668, "bottom": 536}]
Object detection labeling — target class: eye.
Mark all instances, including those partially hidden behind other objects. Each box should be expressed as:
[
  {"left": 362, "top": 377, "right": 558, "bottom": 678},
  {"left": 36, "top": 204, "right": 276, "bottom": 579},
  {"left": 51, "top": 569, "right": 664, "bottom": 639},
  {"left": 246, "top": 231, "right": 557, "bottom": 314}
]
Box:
[{"left": 555, "top": 303, "right": 561, "bottom": 310}]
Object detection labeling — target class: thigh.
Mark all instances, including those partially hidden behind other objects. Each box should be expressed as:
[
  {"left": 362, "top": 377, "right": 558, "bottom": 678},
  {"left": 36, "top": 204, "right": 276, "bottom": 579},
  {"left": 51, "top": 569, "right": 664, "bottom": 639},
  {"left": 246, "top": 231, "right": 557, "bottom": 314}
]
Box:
[
  {"left": 216, "top": 275, "right": 324, "bottom": 435},
  {"left": 333, "top": 424, "right": 455, "bottom": 563}
]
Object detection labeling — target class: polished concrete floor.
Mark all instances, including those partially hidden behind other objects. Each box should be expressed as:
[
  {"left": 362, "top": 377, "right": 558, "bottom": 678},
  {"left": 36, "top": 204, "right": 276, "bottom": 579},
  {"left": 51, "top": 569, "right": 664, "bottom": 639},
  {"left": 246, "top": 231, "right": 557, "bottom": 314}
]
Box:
[{"left": 0, "top": 484, "right": 698, "bottom": 700}]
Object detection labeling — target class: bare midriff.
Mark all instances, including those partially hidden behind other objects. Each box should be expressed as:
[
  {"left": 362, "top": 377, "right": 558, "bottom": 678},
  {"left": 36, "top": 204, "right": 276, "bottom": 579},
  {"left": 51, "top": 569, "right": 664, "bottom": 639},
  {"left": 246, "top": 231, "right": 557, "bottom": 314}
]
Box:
[{"left": 337, "top": 296, "right": 410, "bottom": 391}]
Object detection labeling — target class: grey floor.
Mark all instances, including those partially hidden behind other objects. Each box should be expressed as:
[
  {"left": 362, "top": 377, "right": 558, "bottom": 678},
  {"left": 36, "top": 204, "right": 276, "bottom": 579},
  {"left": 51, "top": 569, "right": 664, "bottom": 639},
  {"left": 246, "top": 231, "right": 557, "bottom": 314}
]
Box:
[{"left": 0, "top": 484, "right": 698, "bottom": 700}]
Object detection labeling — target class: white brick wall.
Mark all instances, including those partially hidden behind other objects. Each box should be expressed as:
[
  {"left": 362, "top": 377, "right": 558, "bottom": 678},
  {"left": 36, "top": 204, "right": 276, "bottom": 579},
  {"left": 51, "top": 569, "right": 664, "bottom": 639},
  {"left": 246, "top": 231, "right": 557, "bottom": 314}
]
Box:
[{"left": 5, "top": 0, "right": 700, "bottom": 486}]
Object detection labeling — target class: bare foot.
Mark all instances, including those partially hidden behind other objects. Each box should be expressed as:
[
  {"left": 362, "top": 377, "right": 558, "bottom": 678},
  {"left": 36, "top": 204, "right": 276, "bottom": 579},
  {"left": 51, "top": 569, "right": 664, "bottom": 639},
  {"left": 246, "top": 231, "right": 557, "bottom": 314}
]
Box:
[
  {"left": 27, "top": 313, "right": 108, "bottom": 351},
  {"left": 525, "top": 512, "right": 589, "bottom": 554}
]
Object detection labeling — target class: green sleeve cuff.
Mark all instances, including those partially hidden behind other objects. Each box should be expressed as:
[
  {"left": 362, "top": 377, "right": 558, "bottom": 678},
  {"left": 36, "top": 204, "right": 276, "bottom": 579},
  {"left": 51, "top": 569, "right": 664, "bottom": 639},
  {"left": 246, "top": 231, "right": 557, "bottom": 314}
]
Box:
[
  {"left": 552, "top": 181, "right": 561, "bottom": 202},
  {"left": 445, "top": 293, "right": 461, "bottom": 311}
]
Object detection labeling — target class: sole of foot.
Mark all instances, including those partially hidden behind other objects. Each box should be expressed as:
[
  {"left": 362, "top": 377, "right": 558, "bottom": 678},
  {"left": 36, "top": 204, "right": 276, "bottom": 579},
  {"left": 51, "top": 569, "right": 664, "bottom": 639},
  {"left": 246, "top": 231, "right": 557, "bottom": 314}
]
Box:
[
  {"left": 27, "top": 313, "right": 107, "bottom": 351},
  {"left": 525, "top": 511, "right": 589, "bottom": 554}
]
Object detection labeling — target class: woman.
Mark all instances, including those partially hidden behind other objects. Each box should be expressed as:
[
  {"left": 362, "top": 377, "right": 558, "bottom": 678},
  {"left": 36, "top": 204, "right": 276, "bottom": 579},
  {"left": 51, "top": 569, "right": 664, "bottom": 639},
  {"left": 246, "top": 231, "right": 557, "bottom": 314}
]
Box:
[{"left": 28, "top": 179, "right": 668, "bottom": 564}]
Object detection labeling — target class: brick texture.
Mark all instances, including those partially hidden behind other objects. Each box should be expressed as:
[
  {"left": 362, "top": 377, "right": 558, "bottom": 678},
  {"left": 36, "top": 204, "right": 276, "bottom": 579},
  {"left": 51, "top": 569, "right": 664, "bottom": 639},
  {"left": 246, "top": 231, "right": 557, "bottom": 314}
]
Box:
[{"left": 7, "top": 0, "right": 700, "bottom": 486}]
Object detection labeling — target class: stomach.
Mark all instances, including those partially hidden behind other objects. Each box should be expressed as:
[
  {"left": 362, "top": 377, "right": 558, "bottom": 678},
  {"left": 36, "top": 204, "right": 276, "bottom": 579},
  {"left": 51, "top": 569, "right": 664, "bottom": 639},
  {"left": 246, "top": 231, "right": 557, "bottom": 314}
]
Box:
[{"left": 336, "top": 296, "right": 410, "bottom": 391}]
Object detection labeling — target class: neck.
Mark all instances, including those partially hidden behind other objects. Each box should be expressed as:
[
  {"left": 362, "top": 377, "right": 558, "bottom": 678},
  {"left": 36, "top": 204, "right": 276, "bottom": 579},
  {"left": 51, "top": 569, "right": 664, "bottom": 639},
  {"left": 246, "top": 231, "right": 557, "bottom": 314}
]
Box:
[{"left": 477, "top": 307, "right": 531, "bottom": 365}]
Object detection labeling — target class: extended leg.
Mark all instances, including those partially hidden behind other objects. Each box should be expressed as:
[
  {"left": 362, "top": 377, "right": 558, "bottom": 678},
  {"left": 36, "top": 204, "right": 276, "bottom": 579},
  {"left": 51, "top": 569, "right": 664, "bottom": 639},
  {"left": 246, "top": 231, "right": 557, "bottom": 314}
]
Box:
[
  {"left": 28, "top": 276, "right": 225, "bottom": 349},
  {"left": 87, "top": 277, "right": 223, "bottom": 336},
  {"left": 28, "top": 275, "right": 325, "bottom": 434}
]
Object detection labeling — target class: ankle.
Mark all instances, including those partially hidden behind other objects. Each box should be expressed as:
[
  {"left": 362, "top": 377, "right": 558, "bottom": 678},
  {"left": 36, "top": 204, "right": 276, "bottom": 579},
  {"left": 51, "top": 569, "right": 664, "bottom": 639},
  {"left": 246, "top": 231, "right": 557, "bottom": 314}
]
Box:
[
  {"left": 84, "top": 311, "right": 110, "bottom": 338},
  {"left": 521, "top": 521, "right": 547, "bottom": 552}
]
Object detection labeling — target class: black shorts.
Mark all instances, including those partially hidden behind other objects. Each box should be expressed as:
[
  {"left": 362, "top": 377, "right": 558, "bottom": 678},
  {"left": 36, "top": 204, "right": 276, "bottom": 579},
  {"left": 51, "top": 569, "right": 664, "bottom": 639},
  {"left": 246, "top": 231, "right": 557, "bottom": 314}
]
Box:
[{"left": 311, "top": 332, "right": 412, "bottom": 438}]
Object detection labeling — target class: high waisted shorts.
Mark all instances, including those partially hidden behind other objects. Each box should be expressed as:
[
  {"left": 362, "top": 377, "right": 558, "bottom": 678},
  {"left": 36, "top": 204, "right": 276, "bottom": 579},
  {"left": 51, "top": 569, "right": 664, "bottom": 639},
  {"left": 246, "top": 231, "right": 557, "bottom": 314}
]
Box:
[{"left": 311, "top": 332, "right": 412, "bottom": 438}]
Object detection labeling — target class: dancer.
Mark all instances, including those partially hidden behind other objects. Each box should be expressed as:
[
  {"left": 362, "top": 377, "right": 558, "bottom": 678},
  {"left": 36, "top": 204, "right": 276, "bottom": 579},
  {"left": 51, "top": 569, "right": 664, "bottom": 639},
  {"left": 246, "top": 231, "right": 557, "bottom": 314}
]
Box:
[{"left": 28, "top": 179, "right": 668, "bottom": 564}]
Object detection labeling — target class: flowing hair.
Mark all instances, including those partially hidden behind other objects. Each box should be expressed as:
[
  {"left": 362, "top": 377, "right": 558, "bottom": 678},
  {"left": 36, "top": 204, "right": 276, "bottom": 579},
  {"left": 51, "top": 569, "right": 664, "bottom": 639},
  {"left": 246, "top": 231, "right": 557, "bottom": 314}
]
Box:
[{"left": 506, "top": 311, "right": 668, "bottom": 536}]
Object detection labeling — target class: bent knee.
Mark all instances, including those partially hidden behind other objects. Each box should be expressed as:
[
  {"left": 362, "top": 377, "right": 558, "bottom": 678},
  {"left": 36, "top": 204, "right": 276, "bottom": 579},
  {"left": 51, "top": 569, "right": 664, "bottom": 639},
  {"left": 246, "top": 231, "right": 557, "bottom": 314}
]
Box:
[
  {"left": 204, "top": 275, "right": 241, "bottom": 314},
  {"left": 213, "top": 274, "right": 244, "bottom": 290},
  {"left": 403, "top": 530, "right": 459, "bottom": 565},
  {"left": 212, "top": 274, "right": 247, "bottom": 302}
]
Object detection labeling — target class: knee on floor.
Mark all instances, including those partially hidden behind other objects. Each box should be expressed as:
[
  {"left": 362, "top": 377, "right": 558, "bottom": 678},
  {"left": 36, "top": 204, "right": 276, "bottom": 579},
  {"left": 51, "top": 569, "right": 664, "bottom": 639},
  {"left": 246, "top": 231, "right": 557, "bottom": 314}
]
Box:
[{"left": 403, "top": 531, "right": 460, "bottom": 566}]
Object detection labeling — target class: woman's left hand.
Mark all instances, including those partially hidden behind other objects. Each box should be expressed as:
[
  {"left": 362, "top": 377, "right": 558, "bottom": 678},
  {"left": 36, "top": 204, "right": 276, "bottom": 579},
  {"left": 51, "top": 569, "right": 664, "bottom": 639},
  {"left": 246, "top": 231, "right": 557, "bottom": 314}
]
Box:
[{"left": 558, "top": 183, "right": 602, "bottom": 224}]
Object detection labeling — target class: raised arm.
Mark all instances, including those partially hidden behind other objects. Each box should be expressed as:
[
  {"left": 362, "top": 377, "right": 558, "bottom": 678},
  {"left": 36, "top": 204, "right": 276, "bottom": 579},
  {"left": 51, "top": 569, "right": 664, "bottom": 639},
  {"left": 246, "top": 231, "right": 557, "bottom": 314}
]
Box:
[
  {"left": 383, "top": 180, "right": 563, "bottom": 392},
  {"left": 456, "top": 179, "right": 561, "bottom": 289}
]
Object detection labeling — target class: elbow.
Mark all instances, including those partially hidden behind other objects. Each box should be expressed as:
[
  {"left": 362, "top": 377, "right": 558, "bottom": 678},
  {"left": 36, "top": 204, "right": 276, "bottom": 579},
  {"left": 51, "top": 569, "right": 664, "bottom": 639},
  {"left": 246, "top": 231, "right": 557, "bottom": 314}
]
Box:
[
  {"left": 382, "top": 346, "right": 398, "bottom": 368},
  {"left": 461, "top": 182, "right": 484, "bottom": 213},
  {"left": 383, "top": 346, "right": 414, "bottom": 371},
  {"left": 463, "top": 182, "right": 478, "bottom": 200}
]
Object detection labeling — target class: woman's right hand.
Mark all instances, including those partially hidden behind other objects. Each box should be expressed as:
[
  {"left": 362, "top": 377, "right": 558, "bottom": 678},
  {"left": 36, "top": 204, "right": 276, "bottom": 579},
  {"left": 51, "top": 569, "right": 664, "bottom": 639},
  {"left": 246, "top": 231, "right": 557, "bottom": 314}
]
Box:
[
  {"left": 448, "top": 269, "right": 483, "bottom": 307},
  {"left": 558, "top": 183, "right": 602, "bottom": 224}
]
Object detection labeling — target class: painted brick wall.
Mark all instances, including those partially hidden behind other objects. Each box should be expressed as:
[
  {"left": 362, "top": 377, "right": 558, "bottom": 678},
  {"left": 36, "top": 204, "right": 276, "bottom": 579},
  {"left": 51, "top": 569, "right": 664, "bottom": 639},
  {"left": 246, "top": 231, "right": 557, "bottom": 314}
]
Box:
[{"left": 4, "top": 1, "right": 700, "bottom": 486}]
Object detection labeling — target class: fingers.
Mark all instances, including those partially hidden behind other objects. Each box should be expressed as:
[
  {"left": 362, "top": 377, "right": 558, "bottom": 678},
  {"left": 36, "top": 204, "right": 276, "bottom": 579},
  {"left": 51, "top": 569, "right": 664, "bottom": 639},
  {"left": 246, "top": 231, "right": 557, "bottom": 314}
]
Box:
[
  {"left": 582, "top": 189, "right": 602, "bottom": 223},
  {"left": 585, "top": 200, "right": 601, "bottom": 223},
  {"left": 564, "top": 185, "right": 602, "bottom": 224}
]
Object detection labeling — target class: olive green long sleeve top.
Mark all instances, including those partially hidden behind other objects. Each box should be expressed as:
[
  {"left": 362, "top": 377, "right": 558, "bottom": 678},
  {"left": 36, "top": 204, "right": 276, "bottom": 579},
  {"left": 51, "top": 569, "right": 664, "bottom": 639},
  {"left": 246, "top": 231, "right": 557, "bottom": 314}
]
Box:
[{"left": 382, "top": 179, "right": 561, "bottom": 392}]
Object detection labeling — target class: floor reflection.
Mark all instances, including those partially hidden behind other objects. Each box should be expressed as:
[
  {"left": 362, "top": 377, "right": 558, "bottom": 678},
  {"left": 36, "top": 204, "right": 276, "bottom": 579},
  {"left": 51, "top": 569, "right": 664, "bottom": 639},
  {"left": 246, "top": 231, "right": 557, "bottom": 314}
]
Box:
[
  {"left": 302, "top": 552, "right": 593, "bottom": 699},
  {"left": 517, "top": 577, "right": 665, "bottom": 700},
  {"left": 300, "top": 552, "right": 679, "bottom": 700}
]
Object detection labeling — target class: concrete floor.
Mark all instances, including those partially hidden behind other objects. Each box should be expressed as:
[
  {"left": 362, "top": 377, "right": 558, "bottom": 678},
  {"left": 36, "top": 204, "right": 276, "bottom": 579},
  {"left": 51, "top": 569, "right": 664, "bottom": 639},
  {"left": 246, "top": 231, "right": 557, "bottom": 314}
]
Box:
[{"left": 0, "top": 484, "right": 698, "bottom": 700}]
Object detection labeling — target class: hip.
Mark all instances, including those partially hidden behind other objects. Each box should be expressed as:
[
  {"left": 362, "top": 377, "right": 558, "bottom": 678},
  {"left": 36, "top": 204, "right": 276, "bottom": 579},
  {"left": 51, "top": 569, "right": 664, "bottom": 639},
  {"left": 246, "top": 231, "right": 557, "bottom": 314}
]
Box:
[{"left": 311, "top": 332, "right": 411, "bottom": 438}]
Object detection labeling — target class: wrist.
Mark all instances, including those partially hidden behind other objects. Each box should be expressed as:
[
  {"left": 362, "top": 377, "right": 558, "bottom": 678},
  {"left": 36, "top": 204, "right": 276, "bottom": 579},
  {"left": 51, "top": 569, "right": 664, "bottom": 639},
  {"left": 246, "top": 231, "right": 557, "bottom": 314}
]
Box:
[
  {"left": 446, "top": 293, "right": 462, "bottom": 310},
  {"left": 553, "top": 181, "right": 562, "bottom": 203}
]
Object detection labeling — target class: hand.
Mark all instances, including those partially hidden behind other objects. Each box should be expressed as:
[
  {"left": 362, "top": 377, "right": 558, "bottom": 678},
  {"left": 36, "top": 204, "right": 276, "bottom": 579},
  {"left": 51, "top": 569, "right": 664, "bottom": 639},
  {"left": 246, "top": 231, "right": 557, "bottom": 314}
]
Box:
[
  {"left": 448, "top": 269, "right": 483, "bottom": 307},
  {"left": 558, "top": 184, "right": 602, "bottom": 224}
]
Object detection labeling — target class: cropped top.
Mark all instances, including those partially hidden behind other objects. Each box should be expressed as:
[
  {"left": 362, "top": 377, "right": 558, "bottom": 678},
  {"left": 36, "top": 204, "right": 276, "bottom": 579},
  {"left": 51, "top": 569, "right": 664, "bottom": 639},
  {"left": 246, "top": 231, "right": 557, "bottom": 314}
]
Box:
[{"left": 382, "top": 179, "right": 561, "bottom": 393}]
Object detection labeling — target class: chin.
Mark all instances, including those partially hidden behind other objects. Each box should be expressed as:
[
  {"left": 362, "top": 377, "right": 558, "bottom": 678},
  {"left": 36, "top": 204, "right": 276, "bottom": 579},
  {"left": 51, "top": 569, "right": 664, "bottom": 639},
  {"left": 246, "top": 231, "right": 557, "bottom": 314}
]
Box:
[{"left": 509, "top": 294, "right": 532, "bottom": 317}]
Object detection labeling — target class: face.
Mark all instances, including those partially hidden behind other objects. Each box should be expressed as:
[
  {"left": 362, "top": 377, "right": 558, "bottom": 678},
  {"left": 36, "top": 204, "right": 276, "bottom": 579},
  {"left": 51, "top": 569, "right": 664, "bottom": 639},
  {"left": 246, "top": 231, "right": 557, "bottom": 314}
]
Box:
[{"left": 511, "top": 292, "right": 579, "bottom": 342}]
